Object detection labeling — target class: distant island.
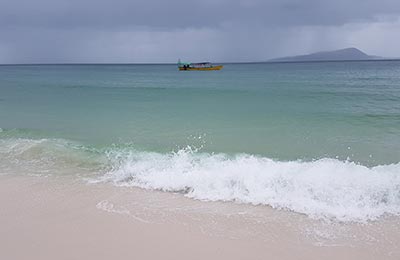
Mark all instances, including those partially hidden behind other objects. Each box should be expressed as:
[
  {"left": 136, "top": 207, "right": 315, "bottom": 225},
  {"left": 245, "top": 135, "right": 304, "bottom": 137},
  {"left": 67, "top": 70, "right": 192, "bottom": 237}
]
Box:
[{"left": 269, "top": 47, "right": 382, "bottom": 62}]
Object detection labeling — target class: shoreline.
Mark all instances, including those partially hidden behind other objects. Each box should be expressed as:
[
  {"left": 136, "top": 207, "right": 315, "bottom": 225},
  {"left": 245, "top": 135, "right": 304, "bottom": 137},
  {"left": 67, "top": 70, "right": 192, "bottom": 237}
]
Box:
[{"left": 1, "top": 174, "right": 399, "bottom": 259}]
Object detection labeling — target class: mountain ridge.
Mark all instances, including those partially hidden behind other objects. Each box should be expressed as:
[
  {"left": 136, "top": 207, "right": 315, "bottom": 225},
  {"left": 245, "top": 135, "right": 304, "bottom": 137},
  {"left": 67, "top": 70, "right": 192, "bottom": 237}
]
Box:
[{"left": 269, "top": 48, "right": 381, "bottom": 62}]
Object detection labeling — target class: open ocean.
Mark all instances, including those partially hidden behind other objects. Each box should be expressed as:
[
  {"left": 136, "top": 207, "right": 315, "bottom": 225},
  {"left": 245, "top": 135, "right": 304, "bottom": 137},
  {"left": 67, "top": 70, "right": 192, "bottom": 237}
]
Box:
[{"left": 1, "top": 61, "right": 400, "bottom": 222}]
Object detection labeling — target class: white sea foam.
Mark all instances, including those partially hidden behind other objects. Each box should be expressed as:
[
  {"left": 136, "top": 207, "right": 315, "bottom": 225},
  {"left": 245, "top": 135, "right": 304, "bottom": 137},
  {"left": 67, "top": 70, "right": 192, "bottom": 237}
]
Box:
[
  {"left": 1, "top": 138, "right": 400, "bottom": 222},
  {"left": 96, "top": 200, "right": 150, "bottom": 223},
  {"left": 100, "top": 147, "right": 400, "bottom": 222}
]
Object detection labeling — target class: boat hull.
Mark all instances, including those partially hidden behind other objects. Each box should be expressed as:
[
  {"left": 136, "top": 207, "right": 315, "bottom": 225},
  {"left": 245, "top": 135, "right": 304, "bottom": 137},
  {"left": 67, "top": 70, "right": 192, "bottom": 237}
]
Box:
[{"left": 179, "top": 65, "right": 223, "bottom": 71}]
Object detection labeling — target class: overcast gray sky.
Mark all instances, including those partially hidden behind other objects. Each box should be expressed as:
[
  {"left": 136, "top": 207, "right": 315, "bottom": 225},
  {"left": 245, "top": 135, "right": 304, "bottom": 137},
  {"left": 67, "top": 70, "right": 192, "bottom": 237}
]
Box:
[{"left": 1, "top": 0, "right": 400, "bottom": 63}]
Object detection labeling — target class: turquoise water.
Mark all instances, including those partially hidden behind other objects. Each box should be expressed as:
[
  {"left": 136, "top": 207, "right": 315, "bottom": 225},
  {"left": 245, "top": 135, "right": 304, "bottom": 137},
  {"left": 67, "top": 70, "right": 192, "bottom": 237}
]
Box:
[
  {"left": 1, "top": 62, "right": 399, "bottom": 165},
  {"left": 1, "top": 62, "right": 400, "bottom": 221}
]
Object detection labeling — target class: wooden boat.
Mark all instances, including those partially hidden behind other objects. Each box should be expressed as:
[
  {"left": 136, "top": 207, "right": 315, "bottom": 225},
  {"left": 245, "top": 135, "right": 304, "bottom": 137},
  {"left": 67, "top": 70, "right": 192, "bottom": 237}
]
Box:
[{"left": 178, "top": 61, "right": 223, "bottom": 71}]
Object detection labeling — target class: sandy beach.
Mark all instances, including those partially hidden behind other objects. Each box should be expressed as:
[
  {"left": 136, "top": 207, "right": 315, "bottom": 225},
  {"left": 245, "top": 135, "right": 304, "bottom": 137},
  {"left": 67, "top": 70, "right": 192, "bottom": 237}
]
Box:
[{"left": 1, "top": 174, "right": 399, "bottom": 260}]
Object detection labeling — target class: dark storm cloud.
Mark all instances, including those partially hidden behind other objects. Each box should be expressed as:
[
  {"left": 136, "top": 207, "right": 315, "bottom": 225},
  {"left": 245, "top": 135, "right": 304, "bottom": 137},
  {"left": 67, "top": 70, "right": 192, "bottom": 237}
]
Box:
[
  {"left": 1, "top": 0, "right": 400, "bottom": 63},
  {"left": 2, "top": 0, "right": 400, "bottom": 28}
]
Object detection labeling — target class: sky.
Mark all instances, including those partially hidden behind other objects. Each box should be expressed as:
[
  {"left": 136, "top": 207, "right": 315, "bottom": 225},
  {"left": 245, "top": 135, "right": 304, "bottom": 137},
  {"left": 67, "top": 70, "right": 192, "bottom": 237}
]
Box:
[{"left": 1, "top": 0, "right": 400, "bottom": 63}]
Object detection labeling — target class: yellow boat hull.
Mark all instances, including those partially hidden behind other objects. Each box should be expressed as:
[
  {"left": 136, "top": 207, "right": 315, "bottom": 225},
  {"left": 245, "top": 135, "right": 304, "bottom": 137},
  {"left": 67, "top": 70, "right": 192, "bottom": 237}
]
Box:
[{"left": 179, "top": 65, "right": 223, "bottom": 71}]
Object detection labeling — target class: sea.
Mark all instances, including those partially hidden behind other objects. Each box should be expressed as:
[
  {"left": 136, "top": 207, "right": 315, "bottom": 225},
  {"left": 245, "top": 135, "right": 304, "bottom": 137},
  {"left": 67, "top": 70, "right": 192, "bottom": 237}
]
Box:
[{"left": 1, "top": 61, "right": 400, "bottom": 222}]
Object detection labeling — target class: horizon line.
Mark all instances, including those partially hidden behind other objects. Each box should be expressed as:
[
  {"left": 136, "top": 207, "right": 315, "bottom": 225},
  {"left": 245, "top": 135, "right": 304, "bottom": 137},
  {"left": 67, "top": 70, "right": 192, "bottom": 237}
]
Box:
[{"left": 1, "top": 58, "right": 400, "bottom": 66}]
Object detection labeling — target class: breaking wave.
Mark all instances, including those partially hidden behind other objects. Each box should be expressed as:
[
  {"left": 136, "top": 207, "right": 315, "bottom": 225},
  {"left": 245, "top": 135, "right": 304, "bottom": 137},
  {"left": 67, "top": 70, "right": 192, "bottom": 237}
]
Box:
[
  {"left": 1, "top": 138, "right": 400, "bottom": 222},
  {"left": 100, "top": 147, "right": 400, "bottom": 222}
]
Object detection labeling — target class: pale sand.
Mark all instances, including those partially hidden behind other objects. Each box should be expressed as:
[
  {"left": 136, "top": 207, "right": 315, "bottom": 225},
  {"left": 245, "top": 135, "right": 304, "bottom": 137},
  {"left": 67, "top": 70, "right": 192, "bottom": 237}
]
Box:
[{"left": 1, "top": 175, "right": 399, "bottom": 260}]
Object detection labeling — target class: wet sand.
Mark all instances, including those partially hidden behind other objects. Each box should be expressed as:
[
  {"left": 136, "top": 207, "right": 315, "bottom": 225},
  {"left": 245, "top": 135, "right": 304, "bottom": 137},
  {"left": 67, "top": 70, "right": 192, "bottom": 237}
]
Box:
[{"left": 0, "top": 174, "right": 399, "bottom": 260}]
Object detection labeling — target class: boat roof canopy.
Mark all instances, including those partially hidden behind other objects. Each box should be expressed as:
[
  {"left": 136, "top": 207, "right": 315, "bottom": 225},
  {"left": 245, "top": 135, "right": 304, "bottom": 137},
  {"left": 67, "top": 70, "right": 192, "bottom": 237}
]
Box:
[{"left": 178, "top": 61, "right": 211, "bottom": 65}]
